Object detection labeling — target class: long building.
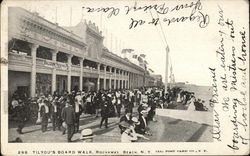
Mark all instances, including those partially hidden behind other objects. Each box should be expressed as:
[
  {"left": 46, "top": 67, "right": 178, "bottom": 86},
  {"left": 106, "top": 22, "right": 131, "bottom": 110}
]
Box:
[{"left": 8, "top": 7, "right": 159, "bottom": 98}]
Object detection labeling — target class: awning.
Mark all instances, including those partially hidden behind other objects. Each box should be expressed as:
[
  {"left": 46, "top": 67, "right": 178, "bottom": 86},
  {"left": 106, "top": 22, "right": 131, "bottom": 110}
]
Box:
[{"left": 83, "top": 81, "right": 95, "bottom": 87}]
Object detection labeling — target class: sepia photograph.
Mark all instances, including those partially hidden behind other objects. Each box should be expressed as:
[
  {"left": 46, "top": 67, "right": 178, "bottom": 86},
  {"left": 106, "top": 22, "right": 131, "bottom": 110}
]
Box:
[{"left": 1, "top": 0, "right": 249, "bottom": 155}]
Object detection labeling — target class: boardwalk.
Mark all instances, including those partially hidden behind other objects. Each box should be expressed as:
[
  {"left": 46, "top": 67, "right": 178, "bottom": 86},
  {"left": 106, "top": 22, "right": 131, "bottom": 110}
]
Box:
[{"left": 9, "top": 110, "right": 212, "bottom": 143}]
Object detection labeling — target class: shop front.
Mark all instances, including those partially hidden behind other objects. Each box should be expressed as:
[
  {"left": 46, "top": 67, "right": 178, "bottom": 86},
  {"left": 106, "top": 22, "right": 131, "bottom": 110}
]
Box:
[
  {"left": 8, "top": 70, "right": 30, "bottom": 100},
  {"left": 56, "top": 75, "right": 67, "bottom": 94},
  {"left": 36, "top": 73, "right": 52, "bottom": 96}
]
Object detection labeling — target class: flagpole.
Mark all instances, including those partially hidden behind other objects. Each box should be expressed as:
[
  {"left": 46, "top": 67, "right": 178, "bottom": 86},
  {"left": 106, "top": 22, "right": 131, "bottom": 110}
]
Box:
[
  {"left": 105, "top": 28, "right": 108, "bottom": 47},
  {"left": 119, "top": 39, "right": 122, "bottom": 54},
  {"left": 70, "top": 6, "right": 72, "bottom": 26},
  {"left": 110, "top": 33, "right": 113, "bottom": 52},
  {"left": 55, "top": 7, "right": 57, "bottom": 24},
  {"left": 165, "top": 46, "right": 169, "bottom": 92},
  {"left": 115, "top": 36, "right": 117, "bottom": 54}
]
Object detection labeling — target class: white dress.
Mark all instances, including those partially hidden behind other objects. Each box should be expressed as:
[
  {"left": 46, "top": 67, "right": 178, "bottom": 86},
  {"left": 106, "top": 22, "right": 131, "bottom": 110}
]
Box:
[
  {"left": 187, "top": 98, "right": 195, "bottom": 111},
  {"left": 177, "top": 93, "right": 182, "bottom": 102}
]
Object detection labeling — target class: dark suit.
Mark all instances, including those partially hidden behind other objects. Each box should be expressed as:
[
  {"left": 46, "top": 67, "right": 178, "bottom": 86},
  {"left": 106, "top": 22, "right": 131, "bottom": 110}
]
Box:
[
  {"left": 120, "top": 115, "right": 131, "bottom": 123},
  {"left": 50, "top": 104, "right": 59, "bottom": 131},
  {"left": 13, "top": 105, "right": 26, "bottom": 134},
  {"left": 40, "top": 105, "right": 49, "bottom": 132},
  {"left": 73, "top": 104, "right": 83, "bottom": 132},
  {"left": 61, "top": 105, "right": 75, "bottom": 142},
  {"left": 137, "top": 115, "right": 148, "bottom": 134},
  {"left": 100, "top": 100, "right": 110, "bottom": 128},
  {"left": 119, "top": 115, "right": 131, "bottom": 134}
]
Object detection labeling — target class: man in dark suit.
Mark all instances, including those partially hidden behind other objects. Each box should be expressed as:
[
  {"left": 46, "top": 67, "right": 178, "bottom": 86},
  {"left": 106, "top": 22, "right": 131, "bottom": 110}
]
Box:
[
  {"left": 40, "top": 100, "right": 50, "bottom": 132},
  {"left": 74, "top": 94, "right": 83, "bottom": 133},
  {"left": 61, "top": 99, "right": 76, "bottom": 142},
  {"left": 51, "top": 97, "right": 59, "bottom": 131},
  {"left": 120, "top": 109, "right": 132, "bottom": 123},
  {"left": 138, "top": 110, "right": 149, "bottom": 135},
  {"left": 99, "top": 96, "right": 110, "bottom": 128},
  {"left": 13, "top": 100, "right": 27, "bottom": 134},
  {"left": 119, "top": 109, "right": 132, "bottom": 134}
]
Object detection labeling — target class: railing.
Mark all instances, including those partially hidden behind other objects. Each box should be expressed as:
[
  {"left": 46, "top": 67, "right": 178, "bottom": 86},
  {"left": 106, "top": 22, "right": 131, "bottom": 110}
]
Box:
[
  {"left": 71, "top": 65, "right": 80, "bottom": 72},
  {"left": 9, "top": 52, "right": 32, "bottom": 62},
  {"left": 83, "top": 67, "right": 99, "bottom": 73}
]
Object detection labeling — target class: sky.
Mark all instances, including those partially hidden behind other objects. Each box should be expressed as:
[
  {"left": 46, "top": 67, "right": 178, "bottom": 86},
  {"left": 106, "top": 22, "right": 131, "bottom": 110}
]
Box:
[{"left": 7, "top": 0, "right": 248, "bottom": 86}]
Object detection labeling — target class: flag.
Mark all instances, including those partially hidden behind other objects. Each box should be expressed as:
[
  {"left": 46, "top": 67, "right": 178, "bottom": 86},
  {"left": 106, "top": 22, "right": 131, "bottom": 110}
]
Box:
[
  {"left": 148, "top": 68, "right": 154, "bottom": 73},
  {"left": 140, "top": 54, "right": 146, "bottom": 58},
  {"left": 137, "top": 56, "right": 143, "bottom": 62},
  {"left": 121, "top": 49, "right": 134, "bottom": 53},
  {"left": 132, "top": 54, "right": 138, "bottom": 59}
]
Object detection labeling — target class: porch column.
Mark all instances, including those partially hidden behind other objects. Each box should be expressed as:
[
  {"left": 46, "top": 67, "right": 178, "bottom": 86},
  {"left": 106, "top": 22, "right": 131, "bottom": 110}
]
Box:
[
  {"left": 67, "top": 54, "right": 73, "bottom": 93},
  {"left": 109, "top": 67, "right": 112, "bottom": 90},
  {"left": 120, "top": 70, "right": 123, "bottom": 89},
  {"left": 128, "top": 72, "right": 130, "bottom": 89},
  {"left": 97, "top": 63, "right": 101, "bottom": 90},
  {"left": 51, "top": 49, "right": 58, "bottom": 94},
  {"left": 114, "top": 68, "right": 117, "bottom": 89},
  {"left": 125, "top": 72, "right": 128, "bottom": 89},
  {"left": 117, "top": 69, "right": 120, "bottom": 89},
  {"left": 103, "top": 65, "right": 107, "bottom": 90},
  {"left": 79, "top": 57, "right": 84, "bottom": 91},
  {"left": 132, "top": 73, "right": 135, "bottom": 89},
  {"left": 137, "top": 74, "right": 139, "bottom": 88},
  {"left": 30, "top": 43, "right": 39, "bottom": 97},
  {"left": 130, "top": 73, "right": 133, "bottom": 89}
]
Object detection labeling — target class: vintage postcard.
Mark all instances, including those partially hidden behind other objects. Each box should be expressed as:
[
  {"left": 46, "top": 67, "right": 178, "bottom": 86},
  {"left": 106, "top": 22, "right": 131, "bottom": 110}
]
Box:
[{"left": 1, "top": 0, "right": 249, "bottom": 155}]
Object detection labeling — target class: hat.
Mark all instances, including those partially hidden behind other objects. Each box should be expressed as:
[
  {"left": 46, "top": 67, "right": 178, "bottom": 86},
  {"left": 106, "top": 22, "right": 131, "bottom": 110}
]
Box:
[
  {"left": 76, "top": 91, "right": 81, "bottom": 95},
  {"left": 154, "top": 97, "right": 159, "bottom": 100},
  {"left": 119, "top": 121, "right": 130, "bottom": 128},
  {"left": 131, "top": 117, "right": 140, "bottom": 125},
  {"left": 146, "top": 107, "right": 151, "bottom": 112},
  {"left": 80, "top": 129, "right": 95, "bottom": 140},
  {"left": 125, "top": 109, "right": 131, "bottom": 114},
  {"left": 62, "top": 122, "right": 67, "bottom": 128},
  {"left": 140, "top": 110, "right": 148, "bottom": 115}
]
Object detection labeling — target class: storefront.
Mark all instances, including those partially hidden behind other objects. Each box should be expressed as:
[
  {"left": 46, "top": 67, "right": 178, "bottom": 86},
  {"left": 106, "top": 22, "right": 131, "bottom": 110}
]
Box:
[
  {"left": 71, "top": 76, "right": 80, "bottom": 91},
  {"left": 56, "top": 75, "right": 67, "bottom": 94},
  {"left": 36, "top": 73, "right": 52, "bottom": 96},
  {"left": 8, "top": 71, "right": 30, "bottom": 99}
]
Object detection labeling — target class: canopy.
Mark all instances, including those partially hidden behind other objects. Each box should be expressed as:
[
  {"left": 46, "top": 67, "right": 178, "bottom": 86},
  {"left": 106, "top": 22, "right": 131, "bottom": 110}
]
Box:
[{"left": 83, "top": 81, "right": 95, "bottom": 87}]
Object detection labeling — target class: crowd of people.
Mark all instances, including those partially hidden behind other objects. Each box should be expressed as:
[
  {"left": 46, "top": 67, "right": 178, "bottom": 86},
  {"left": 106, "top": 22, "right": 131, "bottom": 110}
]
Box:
[{"left": 9, "top": 86, "right": 208, "bottom": 142}]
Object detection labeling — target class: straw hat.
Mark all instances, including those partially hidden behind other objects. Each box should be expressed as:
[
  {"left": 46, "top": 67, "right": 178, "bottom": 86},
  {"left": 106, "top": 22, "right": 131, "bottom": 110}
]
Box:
[
  {"left": 140, "top": 110, "right": 149, "bottom": 115},
  {"left": 62, "top": 122, "right": 67, "bottom": 128},
  {"left": 146, "top": 107, "right": 151, "bottom": 112},
  {"left": 79, "top": 129, "right": 95, "bottom": 140},
  {"left": 131, "top": 117, "right": 140, "bottom": 125}
]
